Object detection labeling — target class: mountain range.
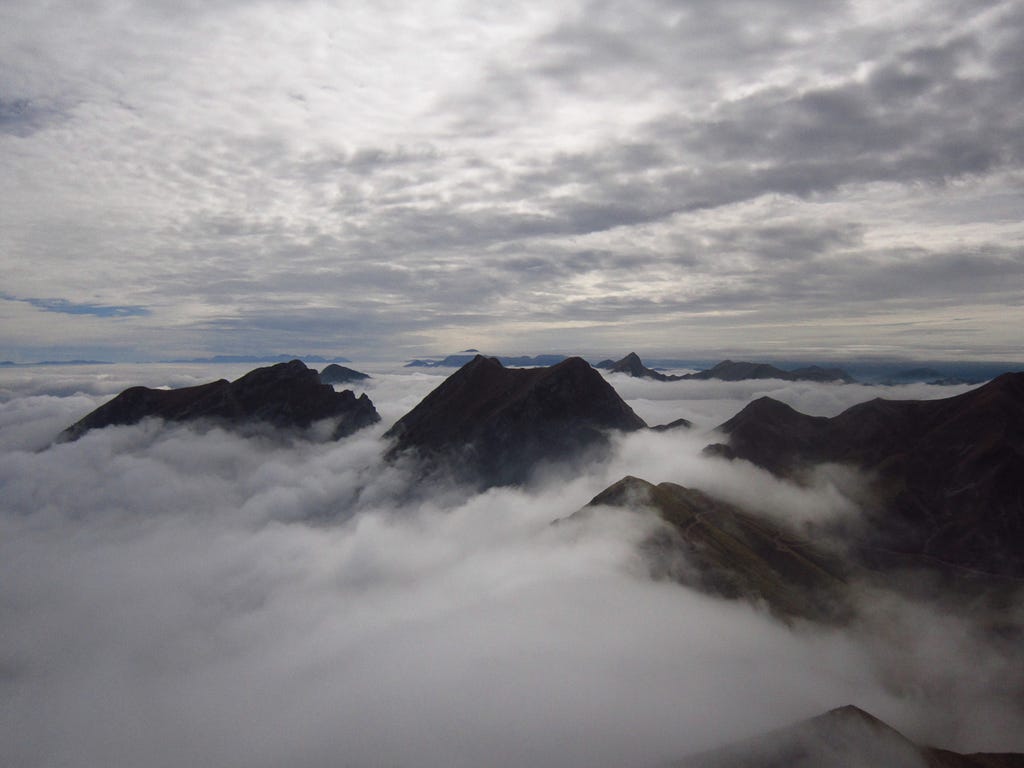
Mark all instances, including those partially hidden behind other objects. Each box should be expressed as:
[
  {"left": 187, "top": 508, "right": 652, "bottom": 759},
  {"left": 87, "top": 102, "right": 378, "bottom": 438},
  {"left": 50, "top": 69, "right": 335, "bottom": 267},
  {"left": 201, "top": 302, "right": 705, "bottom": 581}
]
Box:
[
  {"left": 705, "top": 372, "right": 1024, "bottom": 578},
  {"left": 59, "top": 359, "right": 379, "bottom": 442},
  {"left": 599, "top": 352, "right": 855, "bottom": 383}
]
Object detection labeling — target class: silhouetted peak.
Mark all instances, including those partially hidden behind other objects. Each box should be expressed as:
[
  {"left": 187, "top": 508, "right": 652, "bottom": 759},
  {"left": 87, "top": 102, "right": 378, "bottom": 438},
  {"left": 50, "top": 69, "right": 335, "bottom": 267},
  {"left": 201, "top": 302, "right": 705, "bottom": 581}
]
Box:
[
  {"left": 59, "top": 360, "right": 380, "bottom": 442},
  {"left": 385, "top": 355, "right": 645, "bottom": 488}
]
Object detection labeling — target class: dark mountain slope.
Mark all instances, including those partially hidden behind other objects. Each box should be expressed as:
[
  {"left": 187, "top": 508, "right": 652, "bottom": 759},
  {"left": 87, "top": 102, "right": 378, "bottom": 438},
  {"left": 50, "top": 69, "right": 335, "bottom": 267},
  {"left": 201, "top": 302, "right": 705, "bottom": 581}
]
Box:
[
  {"left": 60, "top": 360, "right": 380, "bottom": 442},
  {"left": 384, "top": 355, "right": 646, "bottom": 488},
  {"left": 580, "top": 476, "right": 850, "bottom": 622},
  {"left": 708, "top": 372, "right": 1024, "bottom": 576},
  {"left": 676, "top": 705, "right": 1024, "bottom": 768}
]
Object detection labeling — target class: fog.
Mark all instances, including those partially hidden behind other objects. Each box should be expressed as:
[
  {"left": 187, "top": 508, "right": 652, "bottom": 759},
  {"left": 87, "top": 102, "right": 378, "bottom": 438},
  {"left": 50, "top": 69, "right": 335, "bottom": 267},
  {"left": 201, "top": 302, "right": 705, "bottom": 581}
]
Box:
[{"left": 0, "top": 363, "right": 1020, "bottom": 767}]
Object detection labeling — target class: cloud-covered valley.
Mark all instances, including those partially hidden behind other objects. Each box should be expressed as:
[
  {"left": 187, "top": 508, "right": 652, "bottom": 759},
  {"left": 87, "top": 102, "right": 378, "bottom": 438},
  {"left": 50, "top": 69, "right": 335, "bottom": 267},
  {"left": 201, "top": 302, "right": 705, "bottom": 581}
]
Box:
[{"left": 1, "top": 363, "right": 1021, "bottom": 767}]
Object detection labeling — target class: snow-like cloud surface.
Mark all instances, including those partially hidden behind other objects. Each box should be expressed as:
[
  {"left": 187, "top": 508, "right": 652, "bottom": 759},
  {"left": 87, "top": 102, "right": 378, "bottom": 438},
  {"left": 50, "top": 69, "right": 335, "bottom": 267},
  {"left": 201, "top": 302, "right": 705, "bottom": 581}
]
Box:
[
  {"left": 1, "top": 1, "right": 1023, "bottom": 361},
  {"left": 1, "top": 365, "right": 1021, "bottom": 766}
]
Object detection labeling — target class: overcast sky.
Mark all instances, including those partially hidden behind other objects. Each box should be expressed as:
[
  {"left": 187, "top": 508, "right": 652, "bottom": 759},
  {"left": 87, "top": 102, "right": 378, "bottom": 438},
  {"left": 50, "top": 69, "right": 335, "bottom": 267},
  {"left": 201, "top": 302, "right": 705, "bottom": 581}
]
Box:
[{"left": 2, "top": 0, "right": 1022, "bottom": 362}]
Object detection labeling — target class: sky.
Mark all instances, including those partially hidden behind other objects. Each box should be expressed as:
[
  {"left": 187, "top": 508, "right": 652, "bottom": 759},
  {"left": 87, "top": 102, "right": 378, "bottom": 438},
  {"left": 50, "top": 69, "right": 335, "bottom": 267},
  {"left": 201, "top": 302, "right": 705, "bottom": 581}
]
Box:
[
  {"left": 2, "top": 363, "right": 1022, "bottom": 766},
  {"left": 2, "top": 0, "right": 1023, "bottom": 362}
]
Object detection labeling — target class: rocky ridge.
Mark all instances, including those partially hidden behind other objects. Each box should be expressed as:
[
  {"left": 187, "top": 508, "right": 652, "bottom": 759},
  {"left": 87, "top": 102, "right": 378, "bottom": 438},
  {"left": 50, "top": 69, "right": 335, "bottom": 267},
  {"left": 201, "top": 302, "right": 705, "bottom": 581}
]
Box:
[
  {"left": 59, "top": 359, "right": 380, "bottom": 442},
  {"left": 384, "top": 355, "right": 646, "bottom": 488}
]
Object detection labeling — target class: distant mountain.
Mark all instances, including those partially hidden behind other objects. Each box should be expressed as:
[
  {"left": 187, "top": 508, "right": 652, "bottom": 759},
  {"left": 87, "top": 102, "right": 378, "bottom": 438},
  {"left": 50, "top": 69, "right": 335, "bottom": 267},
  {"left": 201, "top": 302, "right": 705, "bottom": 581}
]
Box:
[
  {"left": 650, "top": 417, "right": 693, "bottom": 432},
  {"left": 319, "top": 364, "right": 370, "bottom": 385},
  {"left": 59, "top": 360, "right": 379, "bottom": 442},
  {"left": 385, "top": 355, "right": 646, "bottom": 488},
  {"left": 578, "top": 476, "right": 850, "bottom": 622},
  {"left": 686, "top": 359, "right": 855, "bottom": 383},
  {"left": 165, "top": 354, "right": 349, "bottom": 364},
  {"left": 705, "top": 372, "right": 1024, "bottom": 577},
  {"left": 676, "top": 705, "right": 1024, "bottom": 767},
  {"left": 607, "top": 352, "right": 685, "bottom": 381},
  {"left": 405, "top": 353, "right": 568, "bottom": 368},
  {"left": 599, "top": 354, "right": 854, "bottom": 383}
]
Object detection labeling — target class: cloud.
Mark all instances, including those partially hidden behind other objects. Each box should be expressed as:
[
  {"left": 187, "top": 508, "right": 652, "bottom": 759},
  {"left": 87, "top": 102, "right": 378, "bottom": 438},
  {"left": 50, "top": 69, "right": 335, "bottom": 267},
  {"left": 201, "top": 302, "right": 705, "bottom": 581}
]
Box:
[
  {"left": 2, "top": 294, "right": 151, "bottom": 318},
  {"left": 2, "top": 0, "right": 1023, "bottom": 360},
  {"left": 2, "top": 364, "right": 1022, "bottom": 766}
]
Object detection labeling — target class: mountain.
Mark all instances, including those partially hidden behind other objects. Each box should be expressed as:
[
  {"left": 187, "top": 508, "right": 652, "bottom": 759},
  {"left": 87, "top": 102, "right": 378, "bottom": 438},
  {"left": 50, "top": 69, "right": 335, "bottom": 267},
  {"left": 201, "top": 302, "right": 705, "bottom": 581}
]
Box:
[
  {"left": 319, "top": 364, "right": 370, "bottom": 385},
  {"left": 706, "top": 372, "right": 1024, "bottom": 577},
  {"left": 59, "top": 360, "right": 380, "bottom": 442},
  {"left": 405, "top": 353, "right": 568, "bottom": 368},
  {"left": 607, "top": 352, "right": 685, "bottom": 381},
  {"left": 384, "top": 355, "right": 646, "bottom": 488},
  {"left": 164, "top": 354, "right": 348, "bottom": 364},
  {"left": 676, "top": 705, "right": 1024, "bottom": 768},
  {"left": 686, "top": 359, "right": 854, "bottom": 383},
  {"left": 599, "top": 354, "right": 855, "bottom": 383},
  {"left": 651, "top": 417, "right": 693, "bottom": 432},
  {"left": 579, "top": 476, "right": 850, "bottom": 622}
]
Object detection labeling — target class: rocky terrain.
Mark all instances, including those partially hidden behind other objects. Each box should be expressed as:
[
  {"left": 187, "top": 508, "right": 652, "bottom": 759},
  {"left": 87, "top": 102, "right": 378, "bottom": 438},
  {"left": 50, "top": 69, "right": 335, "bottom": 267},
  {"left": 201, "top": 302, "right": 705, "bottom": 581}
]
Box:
[
  {"left": 705, "top": 372, "right": 1024, "bottom": 577},
  {"left": 676, "top": 705, "right": 1024, "bottom": 768},
  {"left": 577, "top": 476, "right": 851, "bottom": 623},
  {"left": 59, "top": 359, "right": 380, "bottom": 442},
  {"left": 384, "top": 354, "right": 646, "bottom": 488}
]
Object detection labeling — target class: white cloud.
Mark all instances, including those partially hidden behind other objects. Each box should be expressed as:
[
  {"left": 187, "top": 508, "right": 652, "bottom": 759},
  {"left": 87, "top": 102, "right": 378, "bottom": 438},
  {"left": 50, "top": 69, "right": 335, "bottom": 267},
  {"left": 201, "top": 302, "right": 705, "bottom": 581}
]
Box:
[{"left": 1, "top": 364, "right": 1021, "bottom": 765}]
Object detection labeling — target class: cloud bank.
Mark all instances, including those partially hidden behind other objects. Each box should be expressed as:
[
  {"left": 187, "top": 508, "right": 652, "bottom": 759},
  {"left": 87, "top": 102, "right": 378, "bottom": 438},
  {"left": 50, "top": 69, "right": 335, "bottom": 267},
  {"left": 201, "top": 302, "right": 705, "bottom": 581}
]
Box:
[{"left": 1, "top": 364, "right": 1021, "bottom": 766}]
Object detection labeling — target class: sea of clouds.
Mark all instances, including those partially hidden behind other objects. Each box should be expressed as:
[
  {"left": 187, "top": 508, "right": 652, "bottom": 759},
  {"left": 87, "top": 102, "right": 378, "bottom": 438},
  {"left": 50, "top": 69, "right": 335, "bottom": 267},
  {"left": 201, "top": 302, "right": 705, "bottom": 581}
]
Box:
[{"left": 0, "top": 362, "right": 1019, "bottom": 767}]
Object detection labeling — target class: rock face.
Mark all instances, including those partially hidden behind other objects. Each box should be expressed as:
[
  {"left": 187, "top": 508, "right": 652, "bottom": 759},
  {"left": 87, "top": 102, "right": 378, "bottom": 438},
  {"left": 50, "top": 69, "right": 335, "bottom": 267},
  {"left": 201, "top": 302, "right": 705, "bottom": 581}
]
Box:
[
  {"left": 319, "top": 363, "right": 370, "bottom": 385},
  {"left": 60, "top": 360, "right": 380, "bottom": 442},
  {"left": 677, "top": 705, "right": 1024, "bottom": 768},
  {"left": 707, "top": 372, "right": 1024, "bottom": 577},
  {"left": 384, "top": 355, "right": 646, "bottom": 487},
  {"left": 582, "top": 476, "right": 850, "bottom": 622}
]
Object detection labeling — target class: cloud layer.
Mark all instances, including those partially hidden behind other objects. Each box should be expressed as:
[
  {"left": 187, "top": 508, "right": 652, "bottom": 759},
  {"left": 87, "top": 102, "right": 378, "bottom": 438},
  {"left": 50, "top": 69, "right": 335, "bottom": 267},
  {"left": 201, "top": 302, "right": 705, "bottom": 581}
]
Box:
[
  {"left": 2, "top": 364, "right": 1022, "bottom": 766},
  {"left": 1, "top": 0, "right": 1022, "bottom": 360}
]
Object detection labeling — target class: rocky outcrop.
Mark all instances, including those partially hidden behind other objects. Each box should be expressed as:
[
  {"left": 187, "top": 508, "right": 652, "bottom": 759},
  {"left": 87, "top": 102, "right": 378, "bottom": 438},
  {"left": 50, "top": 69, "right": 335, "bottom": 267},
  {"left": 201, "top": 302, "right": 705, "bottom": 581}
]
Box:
[
  {"left": 706, "top": 372, "right": 1024, "bottom": 577},
  {"left": 677, "top": 705, "right": 1024, "bottom": 768},
  {"left": 384, "top": 355, "right": 646, "bottom": 488},
  {"left": 59, "top": 360, "right": 380, "bottom": 442},
  {"left": 319, "top": 363, "right": 370, "bottom": 384},
  {"left": 580, "top": 476, "right": 850, "bottom": 623}
]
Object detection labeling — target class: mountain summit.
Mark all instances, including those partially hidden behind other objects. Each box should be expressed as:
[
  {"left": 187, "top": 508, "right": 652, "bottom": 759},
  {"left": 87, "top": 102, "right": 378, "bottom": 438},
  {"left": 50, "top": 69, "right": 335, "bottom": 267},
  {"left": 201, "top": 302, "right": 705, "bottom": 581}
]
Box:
[
  {"left": 708, "top": 372, "right": 1024, "bottom": 576},
  {"left": 60, "top": 360, "right": 380, "bottom": 442},
  {"left": 385, "top": 355, "right": 646, "bottom": 488}
]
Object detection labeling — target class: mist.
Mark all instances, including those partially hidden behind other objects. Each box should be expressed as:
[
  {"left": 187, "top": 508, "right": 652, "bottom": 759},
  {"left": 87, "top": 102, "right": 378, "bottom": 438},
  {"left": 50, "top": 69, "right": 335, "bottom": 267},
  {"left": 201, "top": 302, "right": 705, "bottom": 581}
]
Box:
[{"left": 1, "top": 363, "right": 1020, "bottom": 767}]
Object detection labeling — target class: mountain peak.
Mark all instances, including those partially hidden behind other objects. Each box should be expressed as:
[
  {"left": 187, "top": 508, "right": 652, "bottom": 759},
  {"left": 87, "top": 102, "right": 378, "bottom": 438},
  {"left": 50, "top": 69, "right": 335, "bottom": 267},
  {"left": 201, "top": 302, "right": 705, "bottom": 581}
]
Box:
[
  {"left": 59, "top": 360, "right": 380, "bottom": 442},
  {"left": 385, "top": 355, "right": 646, "bottom": 488}
]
